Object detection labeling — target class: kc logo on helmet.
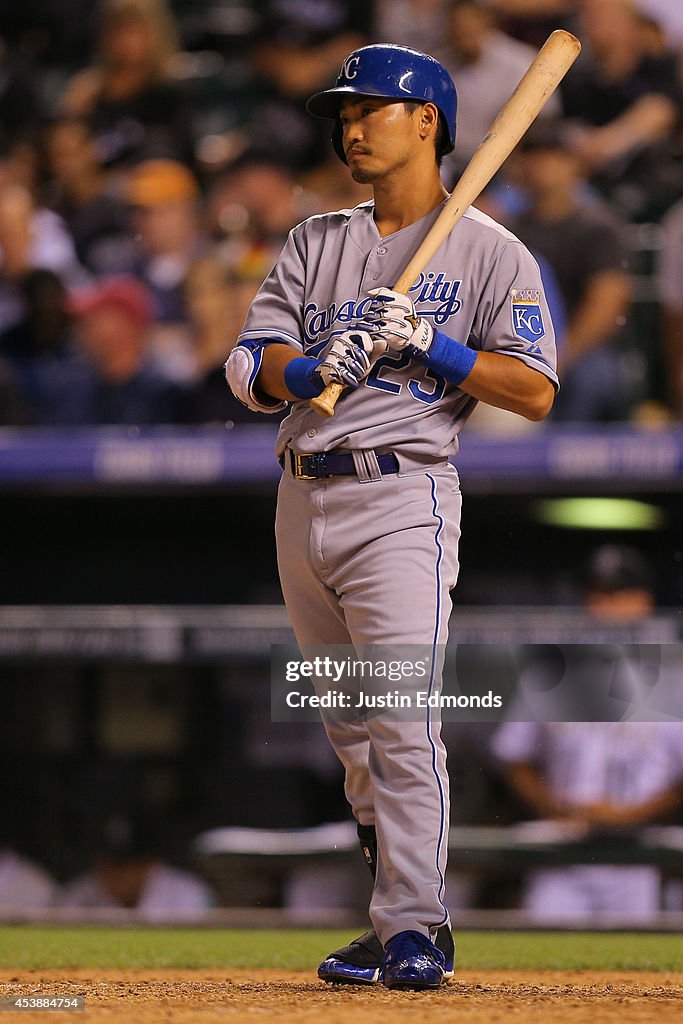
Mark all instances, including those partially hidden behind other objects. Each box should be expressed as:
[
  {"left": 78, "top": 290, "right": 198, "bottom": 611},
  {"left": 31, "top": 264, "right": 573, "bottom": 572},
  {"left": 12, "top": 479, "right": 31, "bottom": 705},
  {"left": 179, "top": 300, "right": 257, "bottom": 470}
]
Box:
[
  {"left": 511, "top": 288, "right": 545, "bottom": 352},
  {"left": 340, "top": 55, "right": 361, "bottom": 80}
]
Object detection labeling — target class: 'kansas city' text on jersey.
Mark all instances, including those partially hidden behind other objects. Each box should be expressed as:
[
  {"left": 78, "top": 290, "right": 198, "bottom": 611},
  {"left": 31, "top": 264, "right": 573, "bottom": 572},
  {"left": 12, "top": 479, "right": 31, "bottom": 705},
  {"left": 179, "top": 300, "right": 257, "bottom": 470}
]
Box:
[{"left": 239, "top": 199, "right": 558, "bottom": 458}]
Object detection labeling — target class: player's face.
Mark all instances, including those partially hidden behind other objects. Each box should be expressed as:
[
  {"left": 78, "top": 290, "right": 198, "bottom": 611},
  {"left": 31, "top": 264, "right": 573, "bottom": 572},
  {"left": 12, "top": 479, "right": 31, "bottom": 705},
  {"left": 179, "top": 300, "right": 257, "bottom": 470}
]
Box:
[{"left": 339, "top": 97, "right": 421, "bottom": 183}]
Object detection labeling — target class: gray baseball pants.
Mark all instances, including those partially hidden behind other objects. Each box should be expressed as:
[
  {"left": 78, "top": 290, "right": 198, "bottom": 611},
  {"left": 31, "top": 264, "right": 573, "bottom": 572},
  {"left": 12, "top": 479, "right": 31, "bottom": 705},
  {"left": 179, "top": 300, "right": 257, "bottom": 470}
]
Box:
[{"left": 275, "top": 455, "right": 461, "bottom": 945}]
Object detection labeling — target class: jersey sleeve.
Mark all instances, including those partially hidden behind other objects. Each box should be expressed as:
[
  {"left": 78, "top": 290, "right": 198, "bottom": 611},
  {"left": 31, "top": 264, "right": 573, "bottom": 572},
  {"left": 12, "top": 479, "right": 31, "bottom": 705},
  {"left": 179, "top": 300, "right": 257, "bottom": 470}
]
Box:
[
  {"left": 471, "top": 240, "right": 559, "bottom": 389},
  {"left": 237, "top": 227, "right": 307, "bottom": 351}
]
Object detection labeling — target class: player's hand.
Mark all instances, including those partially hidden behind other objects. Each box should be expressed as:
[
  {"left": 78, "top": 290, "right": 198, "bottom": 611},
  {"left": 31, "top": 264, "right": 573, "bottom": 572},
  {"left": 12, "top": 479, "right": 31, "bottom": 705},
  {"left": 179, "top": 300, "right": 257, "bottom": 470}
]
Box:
[
  {"left": 315, "top": 330, "right": 387, "bottom": 389},
  {"left": 365, "top": 287, "right": 434, "bottom": 355}
]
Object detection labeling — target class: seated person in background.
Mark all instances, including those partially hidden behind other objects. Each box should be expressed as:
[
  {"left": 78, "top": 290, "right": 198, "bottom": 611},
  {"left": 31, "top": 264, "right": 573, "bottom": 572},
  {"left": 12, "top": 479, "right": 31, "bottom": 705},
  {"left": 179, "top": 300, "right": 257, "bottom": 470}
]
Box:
[
  {"left": 491, "top": 545, "right": 682, "bottom": 923},
  {"left": 246, "top": 1, "right": 369, "bottom": 171},
  {"left": 492, "top": 719, "right": 683, "bottom": 922},
  {"left": 561, "top": 0, "right": 682, "bottom": 217},
  {"left": 0, "top": 182, "right": 87, "bottom": 335},
  {"left": 507, "top": 123, "right": 632, "bottom": 422},
  {"left": 0, "top": 269, "right": 74, "bottom": 363},
  {"left": 0, "top": 845, "right": 56, "bottom": 909},
  {"left": 125, "top": 160, "right": 205, "bottom": 326},
  {"left": 46, "top": 276, "right": 188, "bottom": 425},
  {"left": 58, "top": 813, "right": 213, "bottom": 920},
  {"left": 581, "top": 544, "right": 656, "bottom": 622},
  {"left": 60, "top": 0, "right": 193, "bottom": 168},
  {"left": 442, "top": 0, "right": 560, "bottom": 177},
  {"left": 206, "top": 154, "right": 315, "bottom": 273},
  {"left": 42, "top": 118, "right": 132, "bottom": 276},
  {"left": 0, "top": 269, "right": 80, "bottom": 422}
]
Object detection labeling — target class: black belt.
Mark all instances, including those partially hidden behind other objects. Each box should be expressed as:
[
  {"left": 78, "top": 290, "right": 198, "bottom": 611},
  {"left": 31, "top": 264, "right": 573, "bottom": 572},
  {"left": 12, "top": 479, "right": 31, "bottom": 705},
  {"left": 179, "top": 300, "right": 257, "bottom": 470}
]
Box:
[{"left": 282, "top": 449, "right": 399, "bottom": 480}]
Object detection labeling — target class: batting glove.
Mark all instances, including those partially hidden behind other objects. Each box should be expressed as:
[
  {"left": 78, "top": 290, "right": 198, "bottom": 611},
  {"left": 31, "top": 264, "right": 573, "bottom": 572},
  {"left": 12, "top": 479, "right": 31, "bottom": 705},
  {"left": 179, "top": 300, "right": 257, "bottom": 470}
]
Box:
[
  {"left": 315, "top": 330, "right": 387, "bottom": 389},
  {"left": 365, "top": 287, "right": 434, "bottom": 356}
]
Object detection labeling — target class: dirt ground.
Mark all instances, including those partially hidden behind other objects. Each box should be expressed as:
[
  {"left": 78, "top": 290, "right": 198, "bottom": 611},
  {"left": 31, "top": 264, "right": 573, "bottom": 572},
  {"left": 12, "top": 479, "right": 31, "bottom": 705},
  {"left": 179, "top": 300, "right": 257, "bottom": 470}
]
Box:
[{"left": 1, "top": 968, "right": 681, "bottom": 1024}]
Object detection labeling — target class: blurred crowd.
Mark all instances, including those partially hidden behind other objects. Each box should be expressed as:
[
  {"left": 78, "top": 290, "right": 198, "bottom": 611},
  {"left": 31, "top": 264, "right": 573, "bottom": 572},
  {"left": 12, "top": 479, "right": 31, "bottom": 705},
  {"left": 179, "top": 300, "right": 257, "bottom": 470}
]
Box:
[{"left": 0, "top": 0, "right": 682, "bottom": 427}]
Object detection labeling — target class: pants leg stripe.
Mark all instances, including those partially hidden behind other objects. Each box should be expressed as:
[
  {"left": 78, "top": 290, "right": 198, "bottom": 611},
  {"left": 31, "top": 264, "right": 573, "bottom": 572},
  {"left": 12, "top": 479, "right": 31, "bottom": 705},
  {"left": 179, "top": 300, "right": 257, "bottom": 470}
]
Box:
[{"left": 426, "top": 472, "right": 449, "bottom": 927}]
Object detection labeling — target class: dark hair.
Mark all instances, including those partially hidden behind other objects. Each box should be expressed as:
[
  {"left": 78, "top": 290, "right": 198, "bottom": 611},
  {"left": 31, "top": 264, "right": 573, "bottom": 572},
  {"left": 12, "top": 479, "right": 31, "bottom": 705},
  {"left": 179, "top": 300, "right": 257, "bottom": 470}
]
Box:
[{"left": 403, "top": 102, "right": 450, "bottom": 167}]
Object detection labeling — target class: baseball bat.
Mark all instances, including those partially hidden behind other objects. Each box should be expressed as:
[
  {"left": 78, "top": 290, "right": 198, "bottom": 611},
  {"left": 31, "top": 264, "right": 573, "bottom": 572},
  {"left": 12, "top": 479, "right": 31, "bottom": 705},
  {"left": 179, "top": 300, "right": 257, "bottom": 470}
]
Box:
[{"left": 310, "top": 28, "right": 581, "bottom": 418}]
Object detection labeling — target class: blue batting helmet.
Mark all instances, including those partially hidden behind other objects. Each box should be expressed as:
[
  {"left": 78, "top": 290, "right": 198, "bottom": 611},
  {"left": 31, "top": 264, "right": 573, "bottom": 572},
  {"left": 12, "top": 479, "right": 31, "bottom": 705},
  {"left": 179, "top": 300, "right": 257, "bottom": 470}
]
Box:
[{"left": 306, "top": 44, "right": 457, "bottom": 164}]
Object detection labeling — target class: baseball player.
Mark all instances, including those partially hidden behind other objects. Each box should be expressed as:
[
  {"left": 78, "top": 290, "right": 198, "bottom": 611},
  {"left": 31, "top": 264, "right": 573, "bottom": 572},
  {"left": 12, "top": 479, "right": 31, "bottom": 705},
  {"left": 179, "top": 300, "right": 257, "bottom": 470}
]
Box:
[
  {"left": 492, "top": 720, "right": 683, "bottom": 921},
  {"left": 226, "top": 44, "right": 557, "bottom": 989}
]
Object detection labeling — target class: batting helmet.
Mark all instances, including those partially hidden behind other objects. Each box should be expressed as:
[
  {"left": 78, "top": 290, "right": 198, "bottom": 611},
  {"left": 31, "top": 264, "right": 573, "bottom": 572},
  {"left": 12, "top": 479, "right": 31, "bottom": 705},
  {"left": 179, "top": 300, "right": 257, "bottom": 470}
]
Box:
[{"left": 306, "top": 44, "right": 457, "bottom": 163}]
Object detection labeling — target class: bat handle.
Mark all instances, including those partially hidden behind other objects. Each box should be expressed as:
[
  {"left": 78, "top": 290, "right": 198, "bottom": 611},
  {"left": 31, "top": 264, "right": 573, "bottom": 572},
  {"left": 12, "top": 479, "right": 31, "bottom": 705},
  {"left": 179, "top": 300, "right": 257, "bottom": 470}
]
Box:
[{"left": 311, "top": 382, "right": 344, "bottom": 417}]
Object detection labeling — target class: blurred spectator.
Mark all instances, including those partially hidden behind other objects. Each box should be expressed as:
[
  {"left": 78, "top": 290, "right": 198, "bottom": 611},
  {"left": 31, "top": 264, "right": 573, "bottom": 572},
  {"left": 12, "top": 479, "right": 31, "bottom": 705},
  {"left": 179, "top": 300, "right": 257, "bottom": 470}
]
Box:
[
  {"left": 182, "top": 256, "right": 264, "bottom": 425},
  {"left": 0, "top": 269, "right": 73, "bottom": 362},
  {"left": 657, "top": 198, "right": 683, "bottom": 417},
  {"left": 42, "top": 118, "right": 132, "bottom": 274},
  {"left": 247, "top": 1, "right": 369, "bottom": 169},
  {"left": 59, "top": 813, "right": 212, "bottom": 919},
  {"left": 492, "top": 719, "right": 683, "bottom": 921},
  {"left": 0, "top": 846, "right": 57, "bottom": 910},
  {"left": 492, "top": 546, "right": 683, "bottom": 923},
  {"left": 561, "top": 0, "right": 682, "bottom": 218},
  {"left": 0, "top": 183, "right": 87, "bottom": 333},
  {"left": 207, "top": 154, "right": 316, "bottom": 275},
  {"left": 61, "top": 0, "right": 193, "bottom": 168},
  {"left": 0, "top": 269, "right": 79, "bottom": 423},
  {"left": 46, "top": 276, "right": 188, "bottom": 425},
  {"left": 442, "top": 0, "right": 560, "bottom": 176},
  {"left": 507, "top": 124, "right": 632, "bottom": 421},
  {"left": 125, "top": 159, "right": 204, "bottom": 324},
  {"left": 581, "top": 544, "right": 656, "bottom": 621}
]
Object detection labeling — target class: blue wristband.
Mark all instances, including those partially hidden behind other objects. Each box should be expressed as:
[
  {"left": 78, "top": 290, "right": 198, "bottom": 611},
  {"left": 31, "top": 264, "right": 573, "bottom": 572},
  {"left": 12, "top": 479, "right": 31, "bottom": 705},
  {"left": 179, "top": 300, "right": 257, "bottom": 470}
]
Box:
[
  {"left": 284, "top": 357, "right": 324, "bottom": 399},
  {"left": 415, "top": 329, "right": 477, "bottom": 386}
]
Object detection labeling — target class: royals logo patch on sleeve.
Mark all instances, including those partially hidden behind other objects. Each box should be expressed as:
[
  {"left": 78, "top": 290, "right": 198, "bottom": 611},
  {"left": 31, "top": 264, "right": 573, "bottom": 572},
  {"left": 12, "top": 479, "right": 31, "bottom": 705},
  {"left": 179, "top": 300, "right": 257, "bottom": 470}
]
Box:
[{"left": 511, "top": 288, "right": 545, "bottom": 353}]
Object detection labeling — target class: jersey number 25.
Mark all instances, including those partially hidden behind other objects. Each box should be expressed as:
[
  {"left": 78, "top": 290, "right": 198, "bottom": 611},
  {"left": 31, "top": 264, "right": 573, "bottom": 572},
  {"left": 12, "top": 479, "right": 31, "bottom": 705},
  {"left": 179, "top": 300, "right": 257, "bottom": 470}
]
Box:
[{"left": 365, "top": 350, "right": 447, "bottom": 404}]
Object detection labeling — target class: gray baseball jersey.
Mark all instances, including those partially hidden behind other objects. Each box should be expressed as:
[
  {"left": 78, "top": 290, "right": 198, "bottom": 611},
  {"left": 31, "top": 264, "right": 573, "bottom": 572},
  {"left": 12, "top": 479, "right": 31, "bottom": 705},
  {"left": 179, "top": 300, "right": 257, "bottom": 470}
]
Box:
[
  {"left": 236, "top": 198, "right": 557, "bottom": 948},
  {"left": 492, "top": 721, "right": 683, "bottom": 920},
  {"left": 238, "top": 198, "right": 557, "bottom": 458}
]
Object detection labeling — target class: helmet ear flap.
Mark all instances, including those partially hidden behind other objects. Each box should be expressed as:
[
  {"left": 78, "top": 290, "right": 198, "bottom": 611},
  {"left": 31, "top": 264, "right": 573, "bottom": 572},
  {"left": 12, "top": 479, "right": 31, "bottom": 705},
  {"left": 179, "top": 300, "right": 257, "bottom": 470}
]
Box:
[{"left": 331, "top": 121, "right": 347, "bottom": 164}]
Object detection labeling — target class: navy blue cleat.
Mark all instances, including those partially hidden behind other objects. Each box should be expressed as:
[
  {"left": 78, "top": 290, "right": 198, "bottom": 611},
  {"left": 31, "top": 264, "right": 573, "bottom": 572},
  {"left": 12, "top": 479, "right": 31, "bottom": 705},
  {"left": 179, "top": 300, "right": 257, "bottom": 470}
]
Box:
[
  {"left": 318, "top": 926, "right": 454, "bottom": 986},
  {"left": 381, "top": 930, "right": 447, "bottom": 991},
  {"left": 317, "top": 930, "right": 383, "bottom": 985}
]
